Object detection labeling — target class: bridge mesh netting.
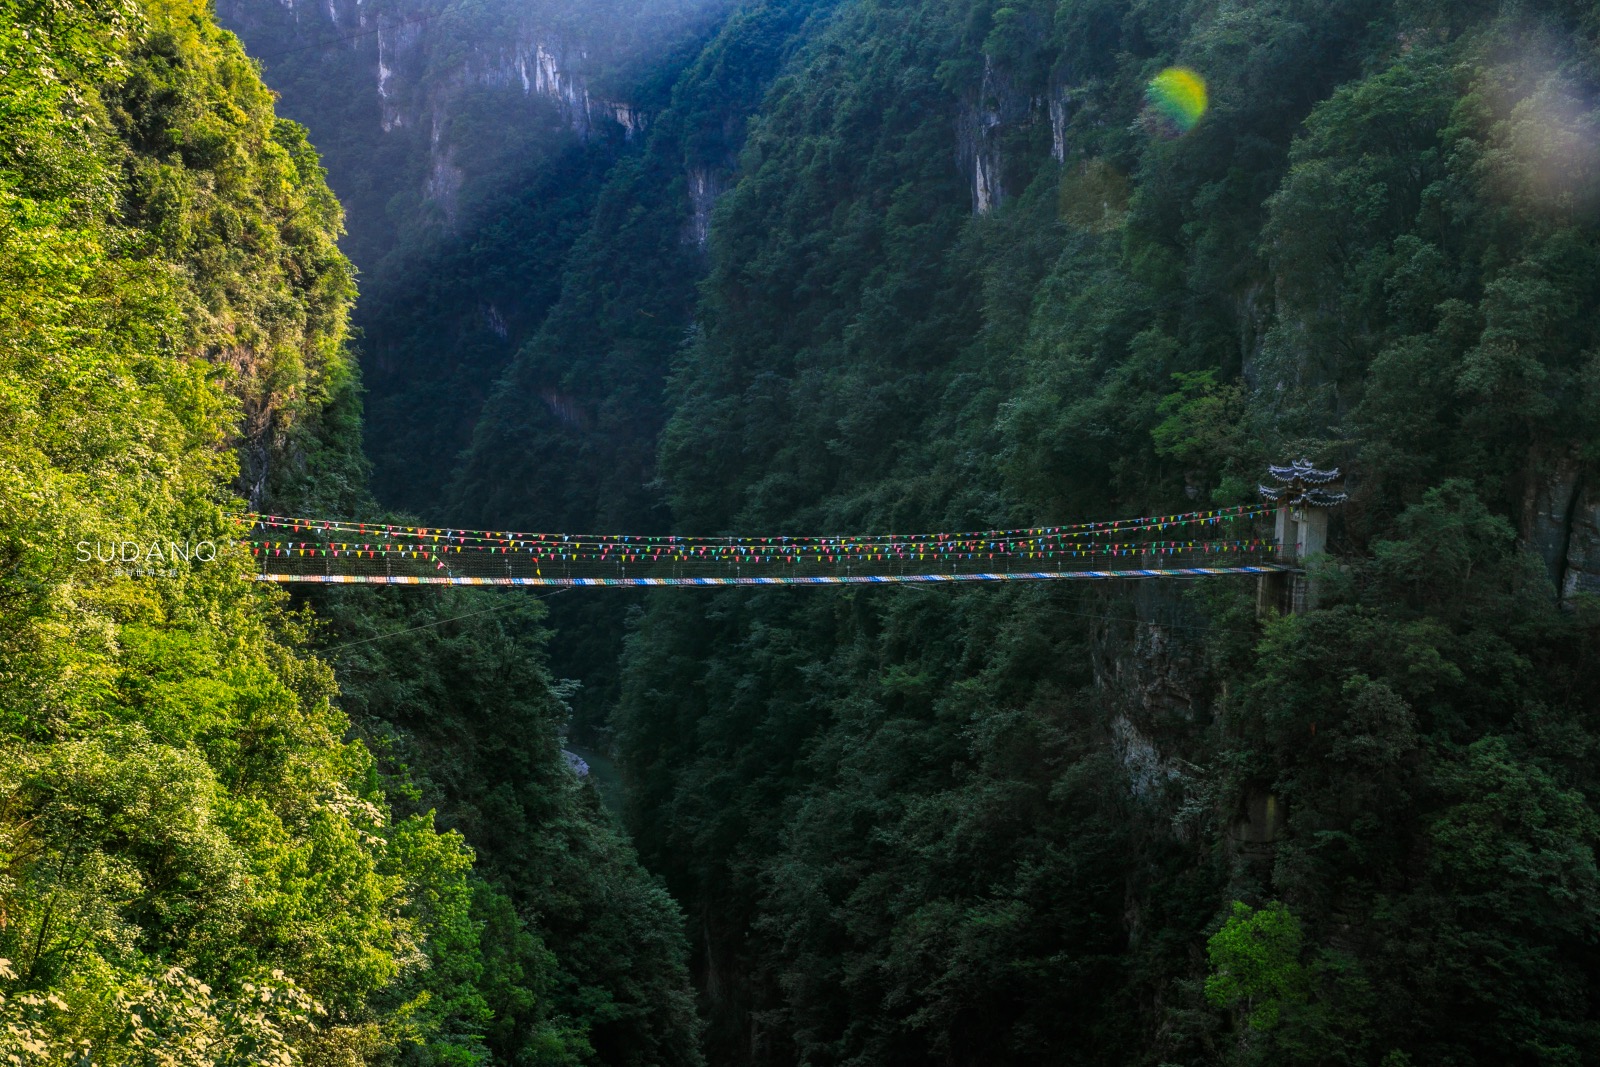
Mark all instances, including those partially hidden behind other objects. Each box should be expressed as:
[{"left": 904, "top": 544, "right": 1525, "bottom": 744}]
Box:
[{"left": 242, "top": 505, "right": 1294, "bottom": 588}]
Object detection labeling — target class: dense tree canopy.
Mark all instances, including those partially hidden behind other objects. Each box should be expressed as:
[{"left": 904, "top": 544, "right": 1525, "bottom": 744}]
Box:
[
  {"left": 0, "top": 1, "right": 698, "bottom": 1063},
  {"left": 230, "top": 0, "right": 1600, "bottom": 1061},
  {"left": 604, "top": 1, "right": 1600, "bottom": 1063}
]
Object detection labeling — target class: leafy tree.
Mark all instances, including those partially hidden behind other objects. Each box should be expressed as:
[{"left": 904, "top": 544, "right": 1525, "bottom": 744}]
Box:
[{"left": 1205, "top": 901, "right": 1309, "bottom": 1032}]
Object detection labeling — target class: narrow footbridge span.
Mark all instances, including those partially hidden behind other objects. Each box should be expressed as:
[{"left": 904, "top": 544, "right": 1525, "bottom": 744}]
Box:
[{"left": 243, "top": 503, "right": 1298, "bottom": 589}]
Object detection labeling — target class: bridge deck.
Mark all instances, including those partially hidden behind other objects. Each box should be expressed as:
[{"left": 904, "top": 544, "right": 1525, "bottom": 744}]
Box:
[{"left": 255, "top": 566, "right": 1295, "bottom": 587}]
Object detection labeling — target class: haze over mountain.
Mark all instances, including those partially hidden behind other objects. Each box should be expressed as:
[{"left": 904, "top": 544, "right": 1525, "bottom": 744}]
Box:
[{"left": 216, "top": 0, "right": 735, "bottom": 515}]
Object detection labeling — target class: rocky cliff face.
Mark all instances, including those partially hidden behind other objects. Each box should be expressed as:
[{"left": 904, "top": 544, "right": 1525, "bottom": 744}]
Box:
[
  {"left": 956, "top": 56, "right": 1070, "bottom": 216},
  {"left": 1522, "top": 448, "right": 1600, "bottom": 600},
  {"left": 1091, "top": 587, "right": 1209, "bottom": 805},
  {"left": 249, "top": 0, "right": 649, "bottom": 137},
  {"left": 390, "top": 30, "right": 646, "bottom": 142},
  {"left": 219, "top": 0, "right": 667, "bottom": 248},
  {"left": 685, "top": 164, "right": 727, "bottom": 247},
  {"left": 958, "top": 56, "right": 1025, "bottom": 215},
  {"left": 1091, "top": 581, "right": 1291, "bottom": 914}
]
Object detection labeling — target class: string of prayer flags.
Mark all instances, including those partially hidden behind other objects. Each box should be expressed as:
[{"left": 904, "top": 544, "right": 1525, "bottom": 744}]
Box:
[{"left": 241, "top": 503, "right": 1271, "bottom": 554}]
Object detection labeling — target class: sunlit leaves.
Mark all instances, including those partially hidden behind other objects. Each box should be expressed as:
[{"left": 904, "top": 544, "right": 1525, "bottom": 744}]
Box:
[{"left": 1205, "top": 901, "right": 1309, "bottom": 1032}]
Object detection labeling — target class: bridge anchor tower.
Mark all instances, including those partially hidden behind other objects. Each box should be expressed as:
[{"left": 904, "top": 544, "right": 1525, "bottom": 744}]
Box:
[{"left": 1257, "top": 459, "right": 1347, "bottom": 616}]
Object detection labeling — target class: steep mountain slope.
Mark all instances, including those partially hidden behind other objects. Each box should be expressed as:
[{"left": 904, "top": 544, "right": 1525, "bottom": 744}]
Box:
[
  {"left": 0, "top": 2, "right": 702, "bottom": 1064},
  {"left": 218, "top": 0, "right": 730, "bottom": 513},
  {"left": 447, "top": 0, "right": 844, "bottom": 536},
  {"left": 442, "top": 0, "right": 845, "bottom": 737},
  {"left": 0, "top": 0, "right": 488, "bottom": 1058},
  {"left": 608, "top": 1, "right": 1600, "bottom": 1064},
  {"left": 220, "top": 0, "right": 845, "bottom": 744}
]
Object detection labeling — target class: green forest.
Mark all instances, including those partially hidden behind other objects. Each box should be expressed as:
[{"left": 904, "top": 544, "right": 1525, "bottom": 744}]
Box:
[
  {"left": 0, "top": 2, "right": 698, "bottom": 1063},
  {"left": 6, "top": 0, "right": 1600, "bottom": 1064}
]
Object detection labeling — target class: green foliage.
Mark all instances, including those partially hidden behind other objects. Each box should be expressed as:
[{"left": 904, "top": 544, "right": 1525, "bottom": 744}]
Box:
[
  {"left": 103, "top": 0, "right": 357, "bottom": 508},
  {"left": 205, "top": 0, "right": 1600, "bottom": 1063},
  {"left": 0, "top": 0, "right": 385, "bottom": 1040},
  {"left": 310, "top": 585, "right": 704, "bottom": 1066},
  {"left": 589, "top": 1, "right": 1600, "bottom": 1064},
  {"left": 0, "top": 1, "right": 702, "bottom": 1063},
  {"left": 1151, "top": 368, "right": 1248, "bottom": 472},
  {"left": 1204, "top": 901, "right": 1308, "bottom": 1032}
]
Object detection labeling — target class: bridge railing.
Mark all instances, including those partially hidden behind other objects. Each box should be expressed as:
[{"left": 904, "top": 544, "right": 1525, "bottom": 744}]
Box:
[
  {"left": 238, "top": 466, "right": 1339, "bottom": 593},
  {"left": 239, "top": 504, "right": 1295, "bottom": 586}
]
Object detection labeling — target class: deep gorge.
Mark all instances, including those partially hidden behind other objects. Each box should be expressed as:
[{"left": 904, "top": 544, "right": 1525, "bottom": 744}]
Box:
[{"left": 4, "top": 0, "right": 1600, "bottom": 1064}]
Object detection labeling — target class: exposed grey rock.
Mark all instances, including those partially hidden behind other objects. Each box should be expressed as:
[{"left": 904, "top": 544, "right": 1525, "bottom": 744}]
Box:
[{"left": 1521, "top": 447, "right": 1600, "bottom": 600}]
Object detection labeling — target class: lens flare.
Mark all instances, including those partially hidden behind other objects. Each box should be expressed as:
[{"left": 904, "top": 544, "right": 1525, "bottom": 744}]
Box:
[{"left": 1147, "top": 67, "right": 1208, "bottom": 133}]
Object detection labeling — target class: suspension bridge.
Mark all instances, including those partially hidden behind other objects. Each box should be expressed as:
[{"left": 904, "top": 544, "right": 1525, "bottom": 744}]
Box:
[{"left": 242, "top": 461, "right": 1345, "bottom": 592}]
